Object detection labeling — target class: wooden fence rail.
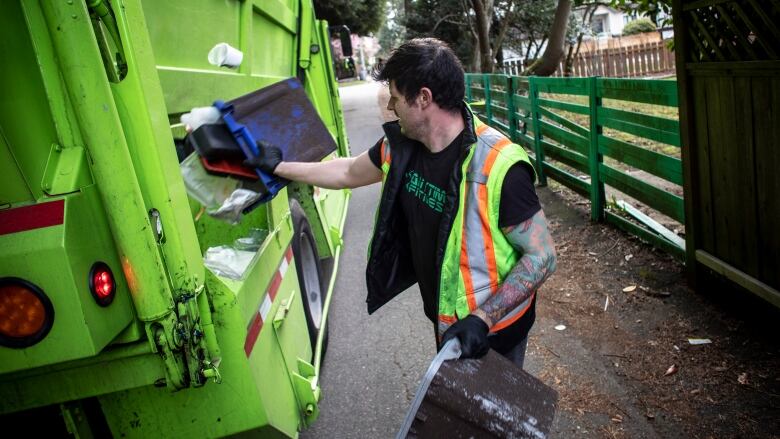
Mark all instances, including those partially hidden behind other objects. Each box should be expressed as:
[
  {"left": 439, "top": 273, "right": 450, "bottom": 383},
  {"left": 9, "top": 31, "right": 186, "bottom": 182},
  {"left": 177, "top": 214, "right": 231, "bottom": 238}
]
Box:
[
  {"left": 465, "top": 74, "right": 684, "bottom": 259},
  {"left": 502, "top": 41, "right": 676, "bottom": 78}
]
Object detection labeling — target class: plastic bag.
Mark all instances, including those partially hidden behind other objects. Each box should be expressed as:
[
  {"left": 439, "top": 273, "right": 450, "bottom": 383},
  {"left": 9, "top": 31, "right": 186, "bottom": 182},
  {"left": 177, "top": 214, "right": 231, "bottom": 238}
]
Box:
[
  {"left": 209, "top": 189, "right": 261, "bottom": 224},
  {"left": 233, "top": 228, "right": 269, "bottom": 251},
  {"left": 203, "top": 245, "right": 256, "bottom": 280},
  {"left": 180, "top": 152, "right": 239, "bottom": 209},
  {"left": 180, "top": 106, "right": 221, "bottom": 132},
  {"left": 180, "top": 153, "right": 261, "bottom": 224}
]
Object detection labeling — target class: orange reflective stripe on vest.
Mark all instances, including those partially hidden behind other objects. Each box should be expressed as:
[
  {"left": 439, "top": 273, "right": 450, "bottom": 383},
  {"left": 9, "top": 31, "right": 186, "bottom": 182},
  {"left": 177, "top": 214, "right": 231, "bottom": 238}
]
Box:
[{"left": 442, "top": 121, "right": 534, "bottom": 336}]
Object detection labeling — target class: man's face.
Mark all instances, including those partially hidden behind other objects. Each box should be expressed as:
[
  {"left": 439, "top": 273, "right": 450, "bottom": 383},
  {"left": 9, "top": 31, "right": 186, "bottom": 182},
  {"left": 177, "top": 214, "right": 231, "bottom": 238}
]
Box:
[{"left": 387, "top": 81, "right": 424, "bottom": 140}]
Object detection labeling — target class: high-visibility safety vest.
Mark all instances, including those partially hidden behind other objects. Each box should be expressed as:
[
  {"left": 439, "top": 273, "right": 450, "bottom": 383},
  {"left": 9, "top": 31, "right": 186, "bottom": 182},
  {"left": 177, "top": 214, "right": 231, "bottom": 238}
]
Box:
[{"left": 368, "top": 108, "right": 536, "bottom": 338}]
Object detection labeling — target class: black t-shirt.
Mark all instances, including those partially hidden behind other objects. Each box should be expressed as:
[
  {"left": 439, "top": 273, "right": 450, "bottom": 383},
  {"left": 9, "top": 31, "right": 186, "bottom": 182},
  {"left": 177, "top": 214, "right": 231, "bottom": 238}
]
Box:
[
  {"left": 368, "top": 134, "right": 541, "bottom": 351},
  {"left": 372, "top": 133, "right": 463, "bottom": 320}
]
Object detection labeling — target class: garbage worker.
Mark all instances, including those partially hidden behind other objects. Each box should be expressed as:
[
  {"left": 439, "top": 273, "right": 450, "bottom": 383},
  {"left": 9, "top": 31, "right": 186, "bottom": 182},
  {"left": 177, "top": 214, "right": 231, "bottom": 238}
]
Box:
[{"left": 246, "top": 38, "right": 557, "bottom": 367}]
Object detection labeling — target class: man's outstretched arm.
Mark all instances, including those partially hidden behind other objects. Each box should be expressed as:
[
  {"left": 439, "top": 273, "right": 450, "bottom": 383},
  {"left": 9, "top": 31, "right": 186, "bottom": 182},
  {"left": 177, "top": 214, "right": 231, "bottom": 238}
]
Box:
[
  {"left": 275, "top": 150, "right": 382, "bottom": 189},
  {"left": 471, "top": 209, "right": 557, "bottom": 328},
  {"left": 247, "top": 144, "right": 382, "bottom": 190}
]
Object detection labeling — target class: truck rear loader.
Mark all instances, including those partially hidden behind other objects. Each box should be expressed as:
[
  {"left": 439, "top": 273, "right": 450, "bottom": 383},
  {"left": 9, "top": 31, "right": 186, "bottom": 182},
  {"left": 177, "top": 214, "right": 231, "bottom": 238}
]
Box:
[{"left": 0, "top": 0, "right": 351, "bottom": 436}]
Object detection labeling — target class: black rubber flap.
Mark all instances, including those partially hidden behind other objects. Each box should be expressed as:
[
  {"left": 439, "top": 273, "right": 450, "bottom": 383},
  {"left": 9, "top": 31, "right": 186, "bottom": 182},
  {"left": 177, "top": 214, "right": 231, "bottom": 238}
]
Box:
[
  {"left": 228, "top": 78, "right": 338, "bottom": 163},
  {"left": 408, "top": 350, "right": 558, "bottom": 438}
]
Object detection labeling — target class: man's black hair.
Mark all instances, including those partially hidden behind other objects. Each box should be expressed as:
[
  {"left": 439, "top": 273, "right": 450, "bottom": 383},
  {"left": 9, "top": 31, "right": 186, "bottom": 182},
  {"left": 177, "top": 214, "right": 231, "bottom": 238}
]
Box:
[{"left": 373, "top": 38, "right": 464, "bottom": 112}]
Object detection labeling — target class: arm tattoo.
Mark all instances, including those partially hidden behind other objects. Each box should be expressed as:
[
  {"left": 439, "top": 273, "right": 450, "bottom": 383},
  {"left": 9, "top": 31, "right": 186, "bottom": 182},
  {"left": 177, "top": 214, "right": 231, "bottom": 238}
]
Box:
[{"left": 473, "top": 209, "right": 557, "bottom": 328}]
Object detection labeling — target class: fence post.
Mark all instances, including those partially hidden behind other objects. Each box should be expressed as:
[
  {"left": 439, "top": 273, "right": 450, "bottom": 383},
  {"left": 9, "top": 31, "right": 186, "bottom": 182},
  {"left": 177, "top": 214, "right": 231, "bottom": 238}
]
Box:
[
  {"left": 529, "top": 76, "right": 547, "bottom": 186},
  {"left": 588, "top": 76, "right": 605, "bottom": 221},
  {"left": 465, "top": 74, "right": 472, "bottom": 102},
  {"left": 485, "top": 75, "right": 493, "bottom": 126},
  {"left": 506, "top": 75, "right": 517, "bottom": 142}
]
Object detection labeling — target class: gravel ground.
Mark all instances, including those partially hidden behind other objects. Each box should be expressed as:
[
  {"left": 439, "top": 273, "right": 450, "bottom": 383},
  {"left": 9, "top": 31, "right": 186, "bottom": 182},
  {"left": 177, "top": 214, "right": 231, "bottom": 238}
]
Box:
[{"left": 532, "top": 180, "right": 780, "bottom": 439}]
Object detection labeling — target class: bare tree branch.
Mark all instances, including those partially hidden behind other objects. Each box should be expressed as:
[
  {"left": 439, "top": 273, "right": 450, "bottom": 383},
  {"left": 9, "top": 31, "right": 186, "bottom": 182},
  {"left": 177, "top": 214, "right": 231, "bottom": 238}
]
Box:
[{"left": 491, "top": 0, "right": 515, "bottom": 58}]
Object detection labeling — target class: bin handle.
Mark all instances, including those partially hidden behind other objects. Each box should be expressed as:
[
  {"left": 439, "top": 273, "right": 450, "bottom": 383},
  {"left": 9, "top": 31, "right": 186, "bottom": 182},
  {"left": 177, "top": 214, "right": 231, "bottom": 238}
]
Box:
[{"left": 396, "top": 338, "right": 462, "bottom": 438}]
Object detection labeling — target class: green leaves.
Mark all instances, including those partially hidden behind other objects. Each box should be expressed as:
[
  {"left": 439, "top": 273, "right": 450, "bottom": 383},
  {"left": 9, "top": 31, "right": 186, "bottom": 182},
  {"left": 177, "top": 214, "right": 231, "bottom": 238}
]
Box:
[
  {"left": 622, "top": 17, "right": 658, "bottom": 35},
  {"left": 313, "top": 0, "right": 385, "bottom": 35},
  {"left": 610, "top": 0, "right": 672, "bottom": 26}
]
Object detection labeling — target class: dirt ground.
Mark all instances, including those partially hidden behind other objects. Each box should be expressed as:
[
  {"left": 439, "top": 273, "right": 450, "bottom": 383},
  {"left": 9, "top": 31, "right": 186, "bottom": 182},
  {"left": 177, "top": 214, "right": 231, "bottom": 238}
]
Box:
[
  {"left": 375, "top": 86, "right": 780, "bottom": 438},
  {"left": 535, "top": 182, "right": 780, "bottom": 439}
]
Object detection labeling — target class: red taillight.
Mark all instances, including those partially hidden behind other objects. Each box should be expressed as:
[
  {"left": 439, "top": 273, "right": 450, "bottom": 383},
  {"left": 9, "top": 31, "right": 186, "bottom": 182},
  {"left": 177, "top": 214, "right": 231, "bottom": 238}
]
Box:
[
  {"left": 0, "top": 278, "right": 54, "bottom": 348},
  {"left": 89, "top": 262, "right": 115, "bottom": 306}
]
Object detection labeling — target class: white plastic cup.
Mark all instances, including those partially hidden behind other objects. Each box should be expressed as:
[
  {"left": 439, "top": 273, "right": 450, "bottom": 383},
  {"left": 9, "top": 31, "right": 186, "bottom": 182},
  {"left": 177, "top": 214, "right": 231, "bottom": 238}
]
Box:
[
  {"left": 181, "top": 106, "right": 221, "bottom": 132},
  {"left": 208, "top": 43, "right": 243, "bottom": 68}
]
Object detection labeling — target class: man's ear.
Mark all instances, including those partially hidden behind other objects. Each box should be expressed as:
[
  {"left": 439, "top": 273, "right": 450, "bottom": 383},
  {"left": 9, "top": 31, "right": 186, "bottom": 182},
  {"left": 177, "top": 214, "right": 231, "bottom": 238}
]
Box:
[{"left": 418, "top": 87, "right": 433, "bottom": 108}]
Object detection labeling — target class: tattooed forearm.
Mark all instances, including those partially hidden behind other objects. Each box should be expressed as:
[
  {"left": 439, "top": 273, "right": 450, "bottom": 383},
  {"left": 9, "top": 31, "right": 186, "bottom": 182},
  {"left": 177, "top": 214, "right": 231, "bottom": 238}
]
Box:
[{"left": 472, "top": 209, "right": 557, "bottom": 328}]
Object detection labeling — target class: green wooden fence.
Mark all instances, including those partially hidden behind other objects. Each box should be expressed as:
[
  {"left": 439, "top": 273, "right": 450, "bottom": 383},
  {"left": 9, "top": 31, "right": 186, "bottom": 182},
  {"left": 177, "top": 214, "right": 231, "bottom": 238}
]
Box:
[{"left": 465, "top": 74, "right": 685, "bottom": 260}]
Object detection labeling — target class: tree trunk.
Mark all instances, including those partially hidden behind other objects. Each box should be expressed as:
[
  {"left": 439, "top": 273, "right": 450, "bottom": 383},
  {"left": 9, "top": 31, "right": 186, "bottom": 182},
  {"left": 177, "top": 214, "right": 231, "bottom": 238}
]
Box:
[
  {"left": 565, "top": 3, "right": 597, "bottom": 76},
  {"left": 470, "top": 0, "right": 493, "bottom": 73},
  {"left": 523, "top": 0, "right": 572, "bottom": 76},
  {"left": 532, "top": 36, "right": 547, "bottom": 61},
  {"left": 524, "top": 40, "right": 534, "bottom": 64},
  {"left": 563, "top": 43, "right": 575, "bottom": 76},
  {"left": 491, "top": 2, "right": 513, "bottom": 66},
  {"left": 467, "top": 25, "right": 480, "bottom": 72}
]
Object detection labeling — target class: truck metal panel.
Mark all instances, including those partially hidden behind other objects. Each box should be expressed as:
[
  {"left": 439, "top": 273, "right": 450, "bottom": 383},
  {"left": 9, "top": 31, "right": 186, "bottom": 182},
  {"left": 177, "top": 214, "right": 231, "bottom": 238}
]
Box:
[{"left": 0, "top": 0, "right": 350, "bottom": 435}]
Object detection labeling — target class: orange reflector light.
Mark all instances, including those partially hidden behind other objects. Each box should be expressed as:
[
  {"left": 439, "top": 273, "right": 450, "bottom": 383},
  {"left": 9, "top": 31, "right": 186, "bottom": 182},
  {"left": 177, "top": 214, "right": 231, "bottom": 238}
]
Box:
[
  {"left": 0, "top": 278, "right": 54, "bottom": 348},
  {"left": 89, "top": 262, "right": 116, "bottom": 306}
]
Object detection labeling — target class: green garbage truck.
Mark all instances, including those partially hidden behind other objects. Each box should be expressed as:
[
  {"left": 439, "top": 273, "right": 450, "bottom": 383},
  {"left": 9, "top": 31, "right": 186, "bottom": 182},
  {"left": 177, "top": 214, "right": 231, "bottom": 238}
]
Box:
[{"left": 0, "top": 0, "right": 350, "bottom": 436}]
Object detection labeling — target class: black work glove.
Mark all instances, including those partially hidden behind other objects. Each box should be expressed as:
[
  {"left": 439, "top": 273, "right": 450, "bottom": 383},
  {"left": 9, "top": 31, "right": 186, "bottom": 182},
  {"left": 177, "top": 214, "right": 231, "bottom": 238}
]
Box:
[
  {"left": 243, "top": 141, "right": 283, "bottom": 175},
  {"left": 440, "top": 314, "right": 490, "bottom": 359}
]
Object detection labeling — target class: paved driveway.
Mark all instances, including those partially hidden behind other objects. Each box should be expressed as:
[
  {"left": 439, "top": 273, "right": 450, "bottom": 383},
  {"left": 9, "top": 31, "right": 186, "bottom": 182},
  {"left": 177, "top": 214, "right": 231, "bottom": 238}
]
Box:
[{"left": 301, "top": 82, "right": 435, "bottom": 438}]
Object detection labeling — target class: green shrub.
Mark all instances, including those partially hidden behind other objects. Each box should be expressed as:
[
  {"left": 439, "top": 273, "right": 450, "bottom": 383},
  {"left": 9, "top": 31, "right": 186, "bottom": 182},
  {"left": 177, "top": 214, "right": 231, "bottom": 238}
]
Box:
[{"left": 622, "top": 18, "right": 657, "bottom": 36}]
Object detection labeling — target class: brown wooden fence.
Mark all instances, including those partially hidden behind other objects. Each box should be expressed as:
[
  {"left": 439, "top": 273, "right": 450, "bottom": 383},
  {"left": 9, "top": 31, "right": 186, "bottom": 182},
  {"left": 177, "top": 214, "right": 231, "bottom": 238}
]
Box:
[
  {"left": 561, "top": 40, "right": 675, "bottom": 77},
  {"left": 502, "top": 40, "right": 676, "bottom": 78}
]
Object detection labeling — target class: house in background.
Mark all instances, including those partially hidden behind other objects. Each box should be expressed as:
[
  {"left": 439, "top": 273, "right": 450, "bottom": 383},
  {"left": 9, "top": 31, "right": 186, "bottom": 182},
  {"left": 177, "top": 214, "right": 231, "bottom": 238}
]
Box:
[
  {"left": 573, "top": 5, "right": 673, "bottom": 52},
  {"left": 501, "top": 5, "right": 673, "bottom": 77},
  {"left": 586, "top": 5, "right": 629, "bottom": 38}
]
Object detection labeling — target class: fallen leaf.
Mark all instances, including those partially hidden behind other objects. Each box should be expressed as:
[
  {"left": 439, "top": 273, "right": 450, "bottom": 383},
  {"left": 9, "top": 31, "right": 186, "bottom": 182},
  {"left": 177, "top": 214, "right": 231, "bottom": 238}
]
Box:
[
  {"left": 555, "top": 324, "right": 567, "bottom": 331},
  {"left": 623, "top": 285, "right": 637, "bottom": 293},
  {"left": 688, "top": 338, "right": 712, "bottom": 345},
  {"left": 611, "top": 415, "right": 623, "bottom": 423},
  {"left": 665, "top": 364, "right": 678, "bottom": 376},
  {"left": 625, "top": 254, "right": 633, "bottom": 261},
  {"left": 738, "top": 372, "right": 748, "bottom": 385},
  {"left": 646, "top": 412, "right": 655, "bottom": 420},
  {"left": 588, "top": 251, "right": 598, "bottom": 256}
]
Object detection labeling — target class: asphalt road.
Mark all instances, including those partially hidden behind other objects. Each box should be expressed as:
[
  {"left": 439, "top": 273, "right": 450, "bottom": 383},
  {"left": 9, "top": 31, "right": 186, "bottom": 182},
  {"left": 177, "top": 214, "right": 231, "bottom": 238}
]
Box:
[{"left": 301, "top": 82, "right": 435, "bottom": 438}]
